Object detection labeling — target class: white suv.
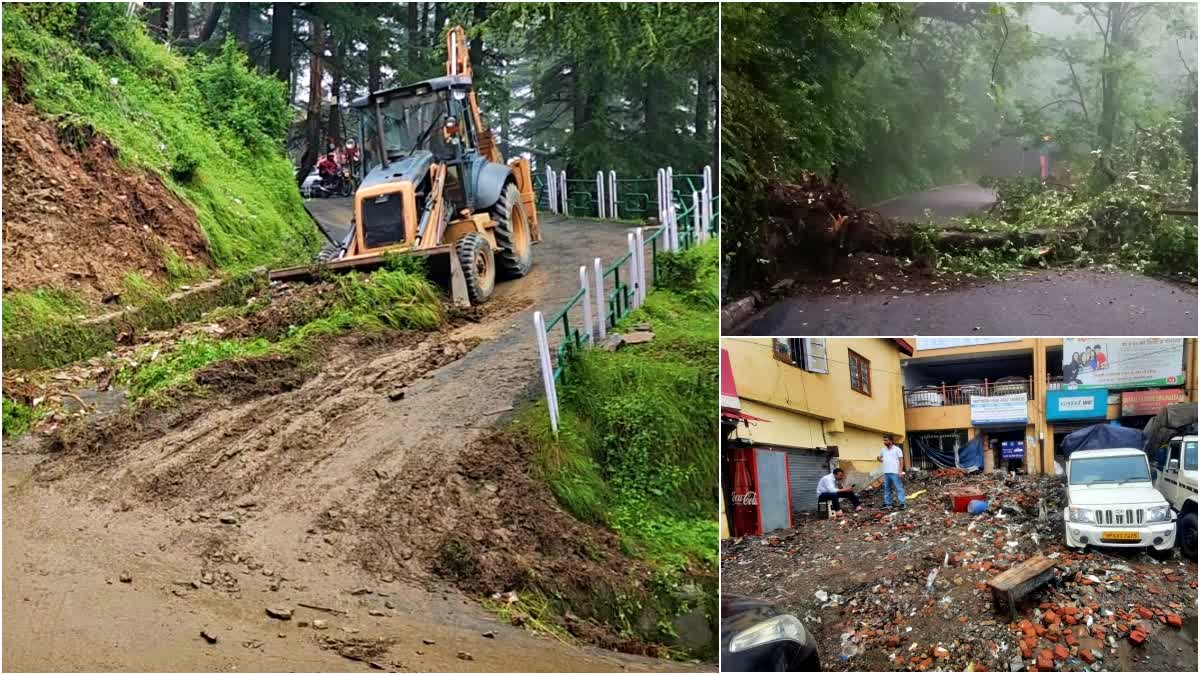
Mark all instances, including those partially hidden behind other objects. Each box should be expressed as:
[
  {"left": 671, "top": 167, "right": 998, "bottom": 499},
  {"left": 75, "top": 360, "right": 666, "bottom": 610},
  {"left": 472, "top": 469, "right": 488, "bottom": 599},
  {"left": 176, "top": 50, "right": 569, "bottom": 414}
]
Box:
[
  {"left": 1063, "top": 447, "right": 1176, "bottom": 556},
  {"left": 1152, "top": 435, "right": 1198, "bottom": 560}
]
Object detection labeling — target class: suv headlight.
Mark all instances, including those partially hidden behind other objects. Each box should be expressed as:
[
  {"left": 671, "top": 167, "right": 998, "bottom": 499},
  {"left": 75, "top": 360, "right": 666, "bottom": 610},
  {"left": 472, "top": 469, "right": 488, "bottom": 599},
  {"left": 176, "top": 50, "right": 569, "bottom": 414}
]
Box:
[
  {"left": 729, "top": 614, "right": 809, "bottom": 653},
  {"left": 1069, "top": 507, "right": 1094, "bottom": 523},
  {"left": 1146, "top": 505, "right": 1173, "bottom": 523}
]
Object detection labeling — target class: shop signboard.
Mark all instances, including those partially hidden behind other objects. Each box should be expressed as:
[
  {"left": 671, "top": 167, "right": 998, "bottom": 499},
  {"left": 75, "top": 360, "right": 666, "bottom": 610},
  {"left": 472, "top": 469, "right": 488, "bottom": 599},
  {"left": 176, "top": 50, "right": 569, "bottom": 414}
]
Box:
[
  {"left": 1121, "top": 388, "right": 1187, "bottom": 416},
  {"left": 970, "top": 393, "right": 1028, "bottom": 426},
  {"left": 1046, "top": 389, "right": 1108, "bottom": 421},
  {"left": 917, "top": 338, "right": 1021, "bottom": 351},
  {"left": 1001, "top": 440, "right": 1025, "bottom": 460},
  {"left": 1061, "top": 339, "right": 1184, "bottom": 390}
]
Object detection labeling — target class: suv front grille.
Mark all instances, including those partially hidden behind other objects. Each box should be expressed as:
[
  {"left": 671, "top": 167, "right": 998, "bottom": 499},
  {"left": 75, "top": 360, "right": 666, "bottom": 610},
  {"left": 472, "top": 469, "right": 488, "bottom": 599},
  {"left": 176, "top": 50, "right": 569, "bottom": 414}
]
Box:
[
  {"left": 1095, "top": 508, "right": 1144, "bottom": 526},
  {"left": 361, "top": 192, "right": 405, "bottom": 249}
]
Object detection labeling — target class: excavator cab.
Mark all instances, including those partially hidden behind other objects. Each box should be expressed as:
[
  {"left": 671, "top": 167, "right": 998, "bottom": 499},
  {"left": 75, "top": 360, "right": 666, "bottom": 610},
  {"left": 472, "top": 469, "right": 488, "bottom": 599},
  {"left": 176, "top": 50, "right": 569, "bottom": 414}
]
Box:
[{"left": 275, "top": 26, "right": 540, "bottom": 307}]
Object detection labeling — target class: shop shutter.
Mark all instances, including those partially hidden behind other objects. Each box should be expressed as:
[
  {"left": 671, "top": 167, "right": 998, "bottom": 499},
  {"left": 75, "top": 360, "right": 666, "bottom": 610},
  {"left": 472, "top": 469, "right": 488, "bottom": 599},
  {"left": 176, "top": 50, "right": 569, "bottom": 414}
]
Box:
[{"left": 787, "top": 448, "right": 831, "bottom": 513}]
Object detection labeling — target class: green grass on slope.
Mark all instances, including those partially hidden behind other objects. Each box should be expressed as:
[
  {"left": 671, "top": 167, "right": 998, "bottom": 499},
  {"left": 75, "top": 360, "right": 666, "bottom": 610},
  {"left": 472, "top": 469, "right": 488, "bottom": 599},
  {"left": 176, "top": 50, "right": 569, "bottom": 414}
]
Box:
[
  {"left": 2, "top": 4, "right": 320, "bottom": 271},
  {"left": 117, "top": 264, "right": 445, "bottom": 399}
]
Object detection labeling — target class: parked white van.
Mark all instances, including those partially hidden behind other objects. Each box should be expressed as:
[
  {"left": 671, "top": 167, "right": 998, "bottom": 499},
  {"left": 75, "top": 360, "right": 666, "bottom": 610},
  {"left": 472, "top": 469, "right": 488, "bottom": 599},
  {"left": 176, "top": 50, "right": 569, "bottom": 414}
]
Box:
[
  {"left": 1063, "top": 447, "right": 1176, "bottom": 557},
  {"left": 1152, "top": 435, "right": 1198, "bottom": 560}
]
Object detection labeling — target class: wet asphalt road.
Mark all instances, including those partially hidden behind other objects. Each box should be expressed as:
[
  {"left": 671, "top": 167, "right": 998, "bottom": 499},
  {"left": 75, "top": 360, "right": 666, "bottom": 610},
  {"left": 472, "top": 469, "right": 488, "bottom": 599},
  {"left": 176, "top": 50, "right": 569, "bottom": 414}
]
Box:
[
  {"left": 871, "top": 183, "right": 998, "bottom": 224},
  {"left": 734, "top": 269, "right": 1197, "bottom": 335}
]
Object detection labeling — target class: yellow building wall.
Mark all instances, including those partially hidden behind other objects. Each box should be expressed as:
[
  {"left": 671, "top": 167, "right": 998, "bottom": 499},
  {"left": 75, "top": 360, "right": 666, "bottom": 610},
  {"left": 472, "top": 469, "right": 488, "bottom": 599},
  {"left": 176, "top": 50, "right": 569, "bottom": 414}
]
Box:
[
  {"left": 724, "top": 337, "right": 906, "bottom": 474},
  {"left": 906, "top": 404, "right": 972, "bottom": 431}
]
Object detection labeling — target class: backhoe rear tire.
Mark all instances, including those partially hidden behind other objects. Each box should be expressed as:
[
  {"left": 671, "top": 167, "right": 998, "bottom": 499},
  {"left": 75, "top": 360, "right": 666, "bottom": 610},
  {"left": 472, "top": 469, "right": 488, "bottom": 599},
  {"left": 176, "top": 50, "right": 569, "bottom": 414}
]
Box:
[
  {"left": 491, "top": 182, "right": 533, "bottom": 279},
  {"left": 456, "top": 232, "right": 495, "bottom": 305}
]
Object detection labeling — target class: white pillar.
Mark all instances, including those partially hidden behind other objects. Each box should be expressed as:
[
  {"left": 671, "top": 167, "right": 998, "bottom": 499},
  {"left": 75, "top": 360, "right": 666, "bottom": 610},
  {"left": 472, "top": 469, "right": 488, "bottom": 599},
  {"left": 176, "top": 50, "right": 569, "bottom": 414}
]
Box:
[
  {"left": 656, "top": 168, "right": 666, "bottom": 225},
  {"left": 635, "top": 227, "right": 647, "bottom": 304},
  {"left": 533, "top": 311, "right": 559, "bottom": 434},
  {"left": 666, "top": 166, "right": 675, "bottom": 221},
  {"left": 703, "top": 164, "right": 713, "bottom": 233},
  {"left": 693, "top": 191, "right": 703, "bottom": 243},
  {"left": 608, "top": 170, "right": 617, "bottom": 220},
  {"left": 595, "top": 171, "right": 606, "bottom": 219},
  {"left": 627, "top": 232, "right": 640, "bottom": 310},
  {"left": 579, "top": 266, "right": 593, "bottom": 344},
  {"left": 546, "top": 166, "right": 557, "bottom": 214},
  {"left": 593, "top": 257, "right": 607, "bottom": 340}
]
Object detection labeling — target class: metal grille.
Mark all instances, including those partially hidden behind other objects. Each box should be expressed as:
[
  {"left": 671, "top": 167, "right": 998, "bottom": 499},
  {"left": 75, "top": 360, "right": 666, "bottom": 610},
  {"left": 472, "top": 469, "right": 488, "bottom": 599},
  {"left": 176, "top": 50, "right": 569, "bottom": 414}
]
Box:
[
  {"left": 1096, "top": 509, "right": 1144, "bottom": 525},
  {"left": 787, "top": 449, "right": 832, "bottom": 513},
  {"left": 361, "top": 193, "right": 405, "bottom": 248}
]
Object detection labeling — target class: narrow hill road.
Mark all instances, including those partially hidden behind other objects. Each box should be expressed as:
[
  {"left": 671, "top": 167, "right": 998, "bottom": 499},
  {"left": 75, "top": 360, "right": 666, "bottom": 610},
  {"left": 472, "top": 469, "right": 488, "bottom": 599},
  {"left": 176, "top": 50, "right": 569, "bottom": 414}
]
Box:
[
  {"left": 734, "top": 183, "right": 1197, "bottom": 335},
  {"left": 3, "top": 211, "right": 703, "bottom": 672}
]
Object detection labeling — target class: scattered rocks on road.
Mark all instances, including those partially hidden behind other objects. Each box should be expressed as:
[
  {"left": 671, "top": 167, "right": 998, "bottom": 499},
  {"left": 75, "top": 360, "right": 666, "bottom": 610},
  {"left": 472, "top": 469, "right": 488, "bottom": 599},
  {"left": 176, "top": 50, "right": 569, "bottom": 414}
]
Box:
[
  {"left": 118, "top": 571, "right": 132, "bottom": 583},
  {"left": 457, "top": 651, "right": 474, "bottom": 661},
  {"left": 265, "top": 606, "right": 293, "bottom": 620},
  {"left": 200, "top": 629, "right": 218, "bottom": 644}
]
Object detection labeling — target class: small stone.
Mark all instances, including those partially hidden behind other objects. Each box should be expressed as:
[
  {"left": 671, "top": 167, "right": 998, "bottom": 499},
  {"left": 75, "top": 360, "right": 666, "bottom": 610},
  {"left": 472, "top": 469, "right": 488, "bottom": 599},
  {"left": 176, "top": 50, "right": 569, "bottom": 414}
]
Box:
[
  {"left": 384, "top": 601, "right": 395, "bottom": 609},
  {"left": 298, "top": 621, "right": 309, "bottom": 628},
  {"left": 422, "top": 638, "right": 436, "bottom": 645},
  {"left": 456, "top": 651, "right": 474, "bottom": 661},
  {"left": 341, "top": 627, "right": 359, "bottom": 634},
  {"left": 369, "top": 610, "right": 386, "bottom": 617},
  {"left": 200, "top": 630, "right": 218, "bottom": 644},
  {"left": 278, "top": 633, "right": 286, "bottom": 638},
  {"left": 119, "top": 572, "right": 133, "bottom": 583},
  {"left": 218, "top": 513, "right": 238, "bottom": 525},
  {"left": 381, "top": 575, "right": 394, "bottom": 583},
  {"left": 482, "top": 630, "right": 496, "bottom": 639},
  {"left": 933, "top": 646, "right": 949, "bottom": 659},
  {"left": 265, "top": 607, "right": 293, "bottom": 620},
  {"left": 262, "top": 569, "right": 274, "bottom": 577},
  {"left": 312, "top": 620, "right": 327, "bottom": 630},
  {"left": 1167, "top": 613, "right": 1183, "bottom": 627}
]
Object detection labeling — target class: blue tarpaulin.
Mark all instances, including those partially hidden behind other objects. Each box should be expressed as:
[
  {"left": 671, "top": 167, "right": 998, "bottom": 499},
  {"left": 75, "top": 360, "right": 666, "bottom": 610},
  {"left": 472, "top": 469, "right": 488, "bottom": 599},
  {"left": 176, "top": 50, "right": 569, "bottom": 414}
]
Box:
[
  {"left": 911, "top": 436, "right": 984, "bottom": 471},
  {"left": 1059, "top": 424, "right": 1144, "bottom": 457}
]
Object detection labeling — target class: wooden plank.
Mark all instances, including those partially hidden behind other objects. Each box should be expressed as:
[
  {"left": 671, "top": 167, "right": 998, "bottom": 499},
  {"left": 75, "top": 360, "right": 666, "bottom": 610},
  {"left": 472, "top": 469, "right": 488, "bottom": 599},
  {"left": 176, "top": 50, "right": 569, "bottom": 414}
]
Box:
[{"left": 988, "top": 554, "right": 1057, "bottom": 593}]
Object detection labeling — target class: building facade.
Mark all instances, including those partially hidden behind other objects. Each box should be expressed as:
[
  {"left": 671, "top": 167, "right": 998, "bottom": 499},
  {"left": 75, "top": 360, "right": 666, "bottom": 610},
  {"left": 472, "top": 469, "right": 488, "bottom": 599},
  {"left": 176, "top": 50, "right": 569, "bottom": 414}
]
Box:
[
  {"left": 902, "top": 338, "right": 1197, "bottom": 475},
  {"left": 721, "top": 338, "right": 911, "bottom": 536}
]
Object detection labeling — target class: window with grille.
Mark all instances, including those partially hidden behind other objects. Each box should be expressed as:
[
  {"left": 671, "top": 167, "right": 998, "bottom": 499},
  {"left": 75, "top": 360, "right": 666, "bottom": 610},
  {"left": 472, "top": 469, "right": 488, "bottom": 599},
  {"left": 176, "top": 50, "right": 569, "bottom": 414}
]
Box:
[{"left": 849, "top": 349, "right": 871, "bottom": 395}]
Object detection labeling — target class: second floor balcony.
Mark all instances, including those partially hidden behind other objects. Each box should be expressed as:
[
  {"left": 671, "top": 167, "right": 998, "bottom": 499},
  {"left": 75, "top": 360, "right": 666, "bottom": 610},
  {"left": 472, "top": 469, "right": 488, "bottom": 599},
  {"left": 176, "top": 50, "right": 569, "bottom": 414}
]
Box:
[{"left": 903, "top": 375, "right": 1034, "bottom": 409}]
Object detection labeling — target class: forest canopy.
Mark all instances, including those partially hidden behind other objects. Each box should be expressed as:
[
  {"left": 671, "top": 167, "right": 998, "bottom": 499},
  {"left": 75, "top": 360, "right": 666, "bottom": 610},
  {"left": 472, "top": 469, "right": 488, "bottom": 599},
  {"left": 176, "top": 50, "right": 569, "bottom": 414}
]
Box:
[{"left": 723, "top": 1, "right": 1198, "bottom": 293}]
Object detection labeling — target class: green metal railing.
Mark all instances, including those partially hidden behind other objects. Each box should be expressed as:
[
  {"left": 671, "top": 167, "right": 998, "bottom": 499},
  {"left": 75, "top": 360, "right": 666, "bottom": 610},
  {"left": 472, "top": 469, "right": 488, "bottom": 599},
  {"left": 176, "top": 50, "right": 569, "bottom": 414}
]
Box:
[
  {"left": 540, "top": 188, "right": 719, "bottom": 386},
  {"left": 532, "top": 168, "right": 716, "bottom": 222}
]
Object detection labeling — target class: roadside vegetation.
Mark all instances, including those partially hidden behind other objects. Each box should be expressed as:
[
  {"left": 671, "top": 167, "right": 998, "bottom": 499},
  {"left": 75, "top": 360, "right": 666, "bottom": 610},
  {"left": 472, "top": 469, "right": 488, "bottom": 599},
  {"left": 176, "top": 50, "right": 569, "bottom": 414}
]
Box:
[
  {"left": 723, "top": 2, "right": 1197, "bottom": 295},
  {"left": 510, "top": 239, "right": 719, "bottom": 655}
]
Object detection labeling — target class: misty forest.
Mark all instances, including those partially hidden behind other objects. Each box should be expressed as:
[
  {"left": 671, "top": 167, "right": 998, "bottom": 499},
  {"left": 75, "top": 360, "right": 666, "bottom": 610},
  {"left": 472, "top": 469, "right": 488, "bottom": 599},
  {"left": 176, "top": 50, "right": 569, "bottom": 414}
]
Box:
[{"left": 722, "top": 2, "right": 1198, "bottom": 298}]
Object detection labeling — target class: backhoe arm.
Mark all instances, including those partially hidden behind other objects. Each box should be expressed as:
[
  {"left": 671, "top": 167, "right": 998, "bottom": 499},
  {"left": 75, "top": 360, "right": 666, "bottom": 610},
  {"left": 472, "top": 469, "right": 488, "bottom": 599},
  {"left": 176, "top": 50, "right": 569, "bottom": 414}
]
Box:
[{"left": 446, "top": 25, "right": 501, "bottom": 163}]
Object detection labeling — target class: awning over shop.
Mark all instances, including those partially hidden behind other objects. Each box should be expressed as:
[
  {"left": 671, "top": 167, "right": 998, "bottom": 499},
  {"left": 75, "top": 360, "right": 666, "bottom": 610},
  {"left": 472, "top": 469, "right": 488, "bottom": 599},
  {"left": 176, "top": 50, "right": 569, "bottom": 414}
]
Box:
[{"left": 722, "top": 407, "right": 770, "bottom": 423}]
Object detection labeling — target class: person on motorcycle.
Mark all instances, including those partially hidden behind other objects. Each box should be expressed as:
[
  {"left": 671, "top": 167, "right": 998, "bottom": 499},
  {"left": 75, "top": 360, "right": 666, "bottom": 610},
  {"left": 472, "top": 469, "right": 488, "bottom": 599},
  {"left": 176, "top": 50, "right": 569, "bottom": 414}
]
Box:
[{"left": 317, "top": 152, "right": 340, "bottom": 188}]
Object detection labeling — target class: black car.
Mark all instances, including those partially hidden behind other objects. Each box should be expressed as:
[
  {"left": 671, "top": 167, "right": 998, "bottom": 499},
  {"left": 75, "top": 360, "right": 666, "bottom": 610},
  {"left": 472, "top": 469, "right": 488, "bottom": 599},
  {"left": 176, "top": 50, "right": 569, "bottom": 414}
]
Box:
[{"left": 721, "top": 594, "right": 821, "bottom": 671}]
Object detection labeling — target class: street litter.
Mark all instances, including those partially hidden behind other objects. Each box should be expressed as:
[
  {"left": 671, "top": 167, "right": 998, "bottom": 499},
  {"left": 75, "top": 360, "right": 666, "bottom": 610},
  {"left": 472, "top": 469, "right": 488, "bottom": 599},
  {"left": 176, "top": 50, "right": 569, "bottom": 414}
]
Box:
[{"left": 722, "top": 469, "right": 1197, "bottom": 672}]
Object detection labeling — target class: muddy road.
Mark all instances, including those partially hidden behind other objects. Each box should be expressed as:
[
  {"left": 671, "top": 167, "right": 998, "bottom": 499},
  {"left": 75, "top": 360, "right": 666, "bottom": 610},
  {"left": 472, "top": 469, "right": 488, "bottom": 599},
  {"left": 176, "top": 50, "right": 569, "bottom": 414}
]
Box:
[
  {"left": 3, "top": 210, "right": 698, "bottom": 672},
  {"left": 734, "top": 269, "right": 1197, "bottom": 335}
]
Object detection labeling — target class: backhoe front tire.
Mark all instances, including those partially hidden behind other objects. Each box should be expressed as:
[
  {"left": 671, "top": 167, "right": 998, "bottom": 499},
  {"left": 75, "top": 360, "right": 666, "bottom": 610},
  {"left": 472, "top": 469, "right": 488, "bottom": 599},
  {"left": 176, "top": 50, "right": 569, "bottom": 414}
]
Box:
[
  {"left": 456, "top": 233, "right": 495, "bottom": 305},
  {"left": 491, "top": 182, "right": 533, "bottom": 279}
]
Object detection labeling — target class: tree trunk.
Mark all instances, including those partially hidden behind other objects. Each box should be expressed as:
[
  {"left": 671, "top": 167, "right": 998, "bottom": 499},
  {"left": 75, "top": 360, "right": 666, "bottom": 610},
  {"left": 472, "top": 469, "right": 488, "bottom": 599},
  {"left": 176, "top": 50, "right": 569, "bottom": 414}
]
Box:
[
  {"left": 148, "top": 2, "right": 170, "bottom": 39},
  {"left": 269, "top": 3, "right": 293, "bottom": 84},
  {"left": 432, "top": 3, "right": 447, "bottom": 47},
  {"left": 198, "top": 3, "right": 225, "bottom": 43},
  {"left": 368, "top": 32, "right": 383, "bottom": 92},
  {"left": 406, "top": 2, "right": 419, "bottom": 70},
  {"left": 1097, "top": 8, "right": 1124, "bottom": 153},
  {"left": 230, "top": 2, "right": 251, "bottom": 51},
  {"left": 172, "top": 2, "right": 190, "bottom": 40},
  {"left": 297, "top": 14, "right": 325, "bottom": 185},
  {"left": 329, "top": 36, "right": 345, "bottom": 148},
  {"left": 469, "top": 4, "right": 488, "bottom": 69},
  {"left": 694, "top": 71, "right": 710, "bottom": 144},
  {"left": 500, "top": 96, "right": 512, "bottom": 160},
  {"left": 419, "top": 2, "right": 429, "bottom": 43}
]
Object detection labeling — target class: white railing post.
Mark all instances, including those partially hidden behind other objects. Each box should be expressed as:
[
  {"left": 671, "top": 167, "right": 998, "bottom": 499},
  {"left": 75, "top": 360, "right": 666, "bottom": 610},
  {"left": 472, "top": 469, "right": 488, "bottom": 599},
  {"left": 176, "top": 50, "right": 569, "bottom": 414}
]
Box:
[
  {"left": 635, "top": 226, "right": 647, "bottom": 304},
  {"left": 668, "top": 203, "right": 678, "bottom": 252},
  {"left": 703, "top": 164, "right": 713, "bottom": 233},
  {"left": 593, "top": 257, "right": 607, "bottom": 340},
  {"left": 667, "top": 166, "right": 675, "bottom": 218},
  {"left": 608, "top": 170, "right": 617, "bottom": 220},
  {"left": 693, "top": 191, "right": 703, "bottom": 243},
  {"left": 579, "top": 266, "right": 593, "bottom": 344},
  {"left": 655, "top": 168, "right": 665, "bottom": 225},
  {"left": 546, "top": 166, "right": 557, "bottom": 214},
  {"left": 627, "top": 232, "right": 640, "bottom": 310},
  {"left": 595, "top": 171, "right": 605, "bottom": 219},
  {"left": 532, "top": 311, "right": 559, "bottom": 435},
  {"left": 558, "top": 170, "right": 568, "bottom": 217}
]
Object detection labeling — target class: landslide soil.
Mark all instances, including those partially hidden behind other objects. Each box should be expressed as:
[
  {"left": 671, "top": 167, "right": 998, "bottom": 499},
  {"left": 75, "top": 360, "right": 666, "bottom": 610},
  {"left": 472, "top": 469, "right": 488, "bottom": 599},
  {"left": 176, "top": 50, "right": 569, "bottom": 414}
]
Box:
[
  {"left": 4, "top": 214, "right": 702, "bottom": 672},
  {"left": 1, "top": 100, "right": 211, "bottom": 301}
]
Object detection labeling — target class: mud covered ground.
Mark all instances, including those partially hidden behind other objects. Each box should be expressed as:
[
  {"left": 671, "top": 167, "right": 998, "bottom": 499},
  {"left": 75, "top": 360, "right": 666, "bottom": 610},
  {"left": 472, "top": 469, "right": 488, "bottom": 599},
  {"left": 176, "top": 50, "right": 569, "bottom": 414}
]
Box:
[
  {"left": 1, "top": 101, "right": 211, "bottom": 300},
  {"left": 3, "top": 214, "right": 708, "bottom": 672},
  {"left": 721, "top": 471, "right": 1198, "bottom": 672}
]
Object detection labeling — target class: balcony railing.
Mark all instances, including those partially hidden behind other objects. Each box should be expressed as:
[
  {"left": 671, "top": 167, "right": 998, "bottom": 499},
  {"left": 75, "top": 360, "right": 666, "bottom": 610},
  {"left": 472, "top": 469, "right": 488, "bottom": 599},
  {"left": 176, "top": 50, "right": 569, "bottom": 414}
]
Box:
[{"left": 903, "top": 376, "right": 1034, "bottom": 409}]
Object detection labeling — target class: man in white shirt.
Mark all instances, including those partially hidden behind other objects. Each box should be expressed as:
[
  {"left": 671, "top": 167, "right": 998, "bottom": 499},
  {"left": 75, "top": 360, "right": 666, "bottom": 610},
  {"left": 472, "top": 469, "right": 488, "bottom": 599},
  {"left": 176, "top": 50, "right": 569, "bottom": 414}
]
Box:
[
  {"left": 879, "top": 435, "right": 906, "bottom": 509},
  {"left": 816, "top": 467, "right": 861, "bottom": 516}
]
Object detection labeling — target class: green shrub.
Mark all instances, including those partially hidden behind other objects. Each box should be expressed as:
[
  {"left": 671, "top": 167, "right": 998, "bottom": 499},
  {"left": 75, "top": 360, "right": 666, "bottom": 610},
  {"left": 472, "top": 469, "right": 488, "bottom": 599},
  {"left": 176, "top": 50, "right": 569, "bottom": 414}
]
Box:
[{"left": 2, "top": 397, "right": 42, "bottom": 439}]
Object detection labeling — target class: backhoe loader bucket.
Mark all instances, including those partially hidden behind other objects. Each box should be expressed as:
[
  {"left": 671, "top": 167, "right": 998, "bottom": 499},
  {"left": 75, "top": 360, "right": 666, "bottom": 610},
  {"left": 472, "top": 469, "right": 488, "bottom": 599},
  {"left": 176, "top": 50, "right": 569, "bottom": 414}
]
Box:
[{"left": 269, "top": 245, "right": 470, "bottom": 308}]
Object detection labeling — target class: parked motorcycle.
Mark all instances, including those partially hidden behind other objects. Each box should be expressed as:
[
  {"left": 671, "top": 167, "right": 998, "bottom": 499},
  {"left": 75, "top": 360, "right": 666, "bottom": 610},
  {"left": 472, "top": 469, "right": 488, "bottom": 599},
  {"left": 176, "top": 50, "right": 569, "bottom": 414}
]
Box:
[{"left": 306, "top": 167, "right": 357, "bottom": 198}]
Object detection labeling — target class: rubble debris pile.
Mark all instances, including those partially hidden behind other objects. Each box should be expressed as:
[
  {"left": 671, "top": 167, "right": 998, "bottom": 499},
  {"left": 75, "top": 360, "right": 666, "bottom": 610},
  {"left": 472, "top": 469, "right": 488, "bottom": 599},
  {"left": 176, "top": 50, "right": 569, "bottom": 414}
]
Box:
[{"left": 722, "top": 471, "right": 1198, "bottom": 672}]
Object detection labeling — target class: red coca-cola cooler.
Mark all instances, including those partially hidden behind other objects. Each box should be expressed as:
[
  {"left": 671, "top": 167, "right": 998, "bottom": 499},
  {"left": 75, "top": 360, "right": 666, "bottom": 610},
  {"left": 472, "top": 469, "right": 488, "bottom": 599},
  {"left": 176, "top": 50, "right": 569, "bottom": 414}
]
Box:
[{"left": 729, "top": 446, "right": 793, "bottom": 537}]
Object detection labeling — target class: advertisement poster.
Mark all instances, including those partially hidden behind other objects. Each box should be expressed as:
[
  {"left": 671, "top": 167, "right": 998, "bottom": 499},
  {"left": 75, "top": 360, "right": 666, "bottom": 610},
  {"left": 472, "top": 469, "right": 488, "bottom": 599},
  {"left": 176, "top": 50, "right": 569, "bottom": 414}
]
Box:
[{"left": 1061, "top": 339, "right": 1184, "bottom": 390}]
